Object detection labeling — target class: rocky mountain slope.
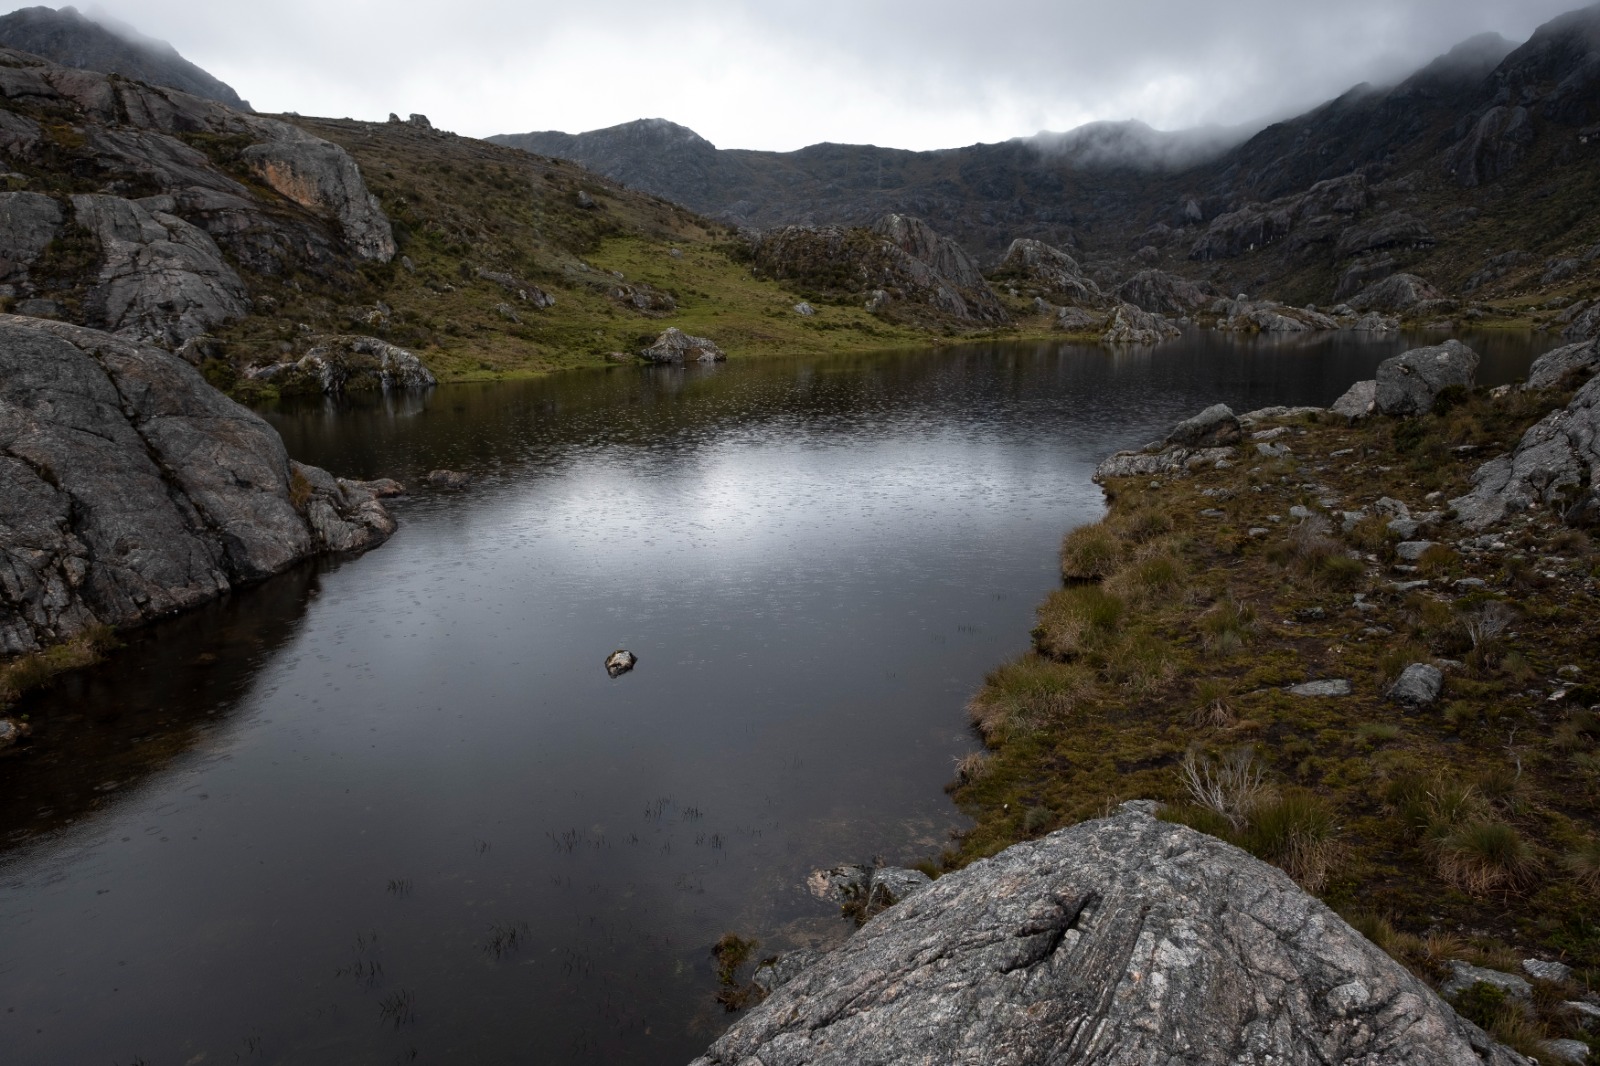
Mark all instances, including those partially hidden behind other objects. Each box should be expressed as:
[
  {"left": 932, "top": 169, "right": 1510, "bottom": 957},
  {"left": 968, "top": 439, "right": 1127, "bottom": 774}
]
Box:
[
  {"left": 494, "top": 3, "right": 1600, "bottom": 321},
  {"left": 698, "top": 806, "right": 1526, "bottom": 1065},
  {"left": 0, "top": 5, "right": 249, "bottom": 109}
]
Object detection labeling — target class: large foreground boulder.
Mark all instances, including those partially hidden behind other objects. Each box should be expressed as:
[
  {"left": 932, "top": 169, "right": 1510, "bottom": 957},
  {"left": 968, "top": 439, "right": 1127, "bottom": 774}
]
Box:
[
  {"left": 1376, "top": 340, "right": 1479, "bottom": 416},
  {"left": 693, "top": 808, "right": 1522, "bottom": 1066},
  {"left": 1452, "top": 371, "right": 1600, "bottom": 529},
  {"left": 0, "top": 315, "right": 395, "bottom": 656}
]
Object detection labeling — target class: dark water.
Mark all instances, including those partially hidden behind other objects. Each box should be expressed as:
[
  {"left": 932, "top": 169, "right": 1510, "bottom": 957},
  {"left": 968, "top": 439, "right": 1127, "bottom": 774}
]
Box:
[{"left": 0, "top": 331, "right": 1557, "bottom": 1065}]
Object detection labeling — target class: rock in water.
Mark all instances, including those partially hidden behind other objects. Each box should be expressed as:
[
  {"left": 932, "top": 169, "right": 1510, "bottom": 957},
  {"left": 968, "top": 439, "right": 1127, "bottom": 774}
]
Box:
[
  {"left": 692, "top": 808, "right": 1524, "bottom": 1066},
  {"left": 1375, "top": 340, "right": 1479, "bottom": 416},
  {"left": 425, "top": 470, "right": 471, "bottom": 490},
  {"left": 604, "top": 650, "right": 636, "bottom": 678}
]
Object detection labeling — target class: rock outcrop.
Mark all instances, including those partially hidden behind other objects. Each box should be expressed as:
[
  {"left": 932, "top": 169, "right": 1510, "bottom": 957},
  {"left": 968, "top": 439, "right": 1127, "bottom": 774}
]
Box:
[
  {"left": 1215, "top": 297, "right": 1339, "bottom": 333},
  {"left": 1452, "top": 370, "right": 1600, "bottom": 529},
  {"left": 1525, "top": 339, "right": 1600, "bottom": 390},
  {"left": 1349, "top": 273, "right": 1445, "bottom": 313},
  {"left": 1114, "top": 268, "right": 1219, "bottom": 316},
  {"left": 992, "top": 238, "right": 1105, "bottom": 305},
  {"left": 0, "top": 315, "right": 394, "bottom": 656},
  {"left": 693, "top": 808, "right": 1524, "bottom": 1066},
  {"left": 1375, "top": 340, "right": 1479, "bottom": 415},
  {"left": 1102, "top": 302, "right": 1180, "bottom": 344},
  {"left": 750, "top": 217, "right": 1008, "bottom": 326},
  {"left": 639, "top": 327, "right": 725, "bottom": 364},
  {"left": 0, "top": 45, "right": 393, "bottom": 346},
  {"left": 245, "top": 335, "right": 436, "bottom": 395}
]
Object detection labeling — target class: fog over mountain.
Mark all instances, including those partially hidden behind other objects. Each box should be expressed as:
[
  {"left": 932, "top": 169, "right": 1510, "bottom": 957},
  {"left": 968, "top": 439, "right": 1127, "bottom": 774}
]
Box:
[{"left": 0, "top": 0, "right": 1577, "bottom": 152}]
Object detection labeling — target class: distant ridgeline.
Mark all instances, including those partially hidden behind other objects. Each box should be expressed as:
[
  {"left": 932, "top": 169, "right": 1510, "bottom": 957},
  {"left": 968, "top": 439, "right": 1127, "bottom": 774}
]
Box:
[{"left": 493, "top": 3, "right": 1600, "bottom": 318}]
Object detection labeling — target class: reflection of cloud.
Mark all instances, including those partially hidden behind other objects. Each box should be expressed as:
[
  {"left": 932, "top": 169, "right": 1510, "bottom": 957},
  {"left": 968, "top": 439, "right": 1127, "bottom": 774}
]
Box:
[{"left": 78, "top": 0, "right": 1576, "bottom": 152}]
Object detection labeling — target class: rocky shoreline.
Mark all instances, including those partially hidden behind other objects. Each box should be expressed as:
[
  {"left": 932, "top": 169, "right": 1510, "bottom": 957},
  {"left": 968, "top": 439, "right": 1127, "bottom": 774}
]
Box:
[{"left": 697, "top": 335, "right": 1600, "bottom": 1064}]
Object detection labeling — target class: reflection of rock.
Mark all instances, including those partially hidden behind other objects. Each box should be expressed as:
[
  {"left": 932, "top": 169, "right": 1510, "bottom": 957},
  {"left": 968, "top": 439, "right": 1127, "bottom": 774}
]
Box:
[
  {"left": 604, "top": 649, "right": 637, "bottom": 678},
  {"left": 0, "top": 315, "right": 394, "bottom": 657},
  {"left": 692, "top": 808, "right": 1524, "bottom": 1066}
]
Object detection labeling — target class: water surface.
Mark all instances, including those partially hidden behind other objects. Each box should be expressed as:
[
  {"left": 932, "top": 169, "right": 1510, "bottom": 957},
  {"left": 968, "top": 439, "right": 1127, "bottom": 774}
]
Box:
[{"left": 0, "top": 331, "right": 1556, "bottom": 1065}]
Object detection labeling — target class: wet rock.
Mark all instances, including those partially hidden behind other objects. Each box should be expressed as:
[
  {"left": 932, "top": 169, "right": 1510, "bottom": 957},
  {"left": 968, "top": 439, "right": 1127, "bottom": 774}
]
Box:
[
  {"left": 1452, "top": 373, "right": 1600, "bottom": 529},
  {"left": 1348, "top": 273, "right": 1443, "bottom": 313},
  {"left": 1443, "top": 961, "right": 1532, "bottom": 1002},
  {"left": 0, "top": 315, "right": 393, "bottom": 657},
  {"left": 639, "top": 327, "right": 725, "bottom": 365},
  {"left": 426, "top": 469, "right": 471, "bottom": 490},
  {"left": 692, "top": 808, "right": 1526, "bottom": 1066},
  {"left": 1525, "top": 339, "right": 1600, "bottom": 390},
  {"left": 604, "top": 649, "right": 636, "bottom": 678},
  {"left": 752, "top": 950, "right": 823, "bottom": 997},
  {"left": 1389, "top": 663, "right": 1444, "bottom": 707},
  {"left": 1330, "top": 379, "right": 1378, "bottom": 421},
  {"left": 1289, "top": 679, "right": 1352, "bottom": 697},
  {"left": 1375, "top": 340, "right": 1479, "bottom": 416},
  {"left": 1167, "top": 404, "right": 1241, "bottom": 448}
]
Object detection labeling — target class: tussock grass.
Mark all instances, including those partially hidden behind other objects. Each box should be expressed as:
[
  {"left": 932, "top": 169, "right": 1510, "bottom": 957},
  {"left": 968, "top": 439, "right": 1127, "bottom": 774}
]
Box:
[
  {"left": 950, "top": 389, "right": 1600, "bottom": 1013},
  {"left": 1060, "top": 523, "right": 1121, "bottom": 582},
  {"left": 0, "top": 624, "right": 118, "bottom": 707}
]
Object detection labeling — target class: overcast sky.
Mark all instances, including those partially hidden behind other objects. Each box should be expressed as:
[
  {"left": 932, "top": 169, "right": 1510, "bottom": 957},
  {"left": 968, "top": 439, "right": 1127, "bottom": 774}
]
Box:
[{"left": 62, "top": 0, "right": 1586, "bottom": 151}]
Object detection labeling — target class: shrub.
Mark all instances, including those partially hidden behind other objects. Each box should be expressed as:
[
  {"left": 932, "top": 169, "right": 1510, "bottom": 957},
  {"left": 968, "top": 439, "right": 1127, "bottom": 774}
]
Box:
[
  {"left": 1180, "top": 747, "right": 1269, "bottom": 830},
  {"left": 1060, "top": 524, "right": 1120, "bottom": 582},
  {"left": 1034, "top": 586, "right": 1124, "bottom": 660},
  {"left": 1198, "top": 596, "right": 1256, "bottom": 658},
  {"left": 1561, "top": 840, "right": 1600, "bottom": 891},
  {"left": 1189, "top": 677, "right": 1235, "bottom": 728},
  {"left": 1436, "top": 821, "right": 1538, "bottom": 894},
  {"left": 1243, "top": 791, "right": 1339, "bottom": 892}
]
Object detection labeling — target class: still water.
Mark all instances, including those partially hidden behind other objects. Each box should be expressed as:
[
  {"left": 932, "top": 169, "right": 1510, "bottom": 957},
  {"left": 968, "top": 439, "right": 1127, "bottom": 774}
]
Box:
[{"left": 0, "top": 332, "right": 1556, "bottom": 1064}]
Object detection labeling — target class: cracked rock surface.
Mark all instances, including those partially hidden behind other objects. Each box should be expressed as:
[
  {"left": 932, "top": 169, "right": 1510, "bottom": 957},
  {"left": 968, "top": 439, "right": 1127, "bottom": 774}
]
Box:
[
  {"left": 0, "top": 316, "right": 393, "bottom": 656},
  {"left": 691, "top": 809, "right": 1524, "bottom": 1066}
]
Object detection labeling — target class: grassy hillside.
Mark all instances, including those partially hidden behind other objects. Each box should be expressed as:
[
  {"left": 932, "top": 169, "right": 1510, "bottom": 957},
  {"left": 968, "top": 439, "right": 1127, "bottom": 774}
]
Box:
[
  {"left": 946, "top": 386, "right": 1600, "bottom": 1057},
  {"left": 209, "top": 117, "right": 939, "bottom": 395}
]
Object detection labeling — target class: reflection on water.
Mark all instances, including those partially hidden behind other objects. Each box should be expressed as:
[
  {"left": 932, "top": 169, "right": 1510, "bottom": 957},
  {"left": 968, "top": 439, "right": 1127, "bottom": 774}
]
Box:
[{"left": 0, "top": 332, "right": 1558, "bottom": 1065}]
